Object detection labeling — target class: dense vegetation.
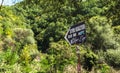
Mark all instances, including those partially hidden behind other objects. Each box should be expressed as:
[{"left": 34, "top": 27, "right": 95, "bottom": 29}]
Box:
[{"left": 0, "top": 0, "right": 120, "bottom": 73}]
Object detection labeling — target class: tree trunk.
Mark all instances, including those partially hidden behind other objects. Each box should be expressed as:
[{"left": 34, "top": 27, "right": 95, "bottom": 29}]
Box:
[{"left": 0, "top": 0, "right": 4, "bottom": 10}]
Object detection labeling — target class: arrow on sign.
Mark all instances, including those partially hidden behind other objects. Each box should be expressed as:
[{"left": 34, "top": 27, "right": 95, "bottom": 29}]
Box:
[{"left": 65, "top": 28, "right": 71, "bottom": 45}]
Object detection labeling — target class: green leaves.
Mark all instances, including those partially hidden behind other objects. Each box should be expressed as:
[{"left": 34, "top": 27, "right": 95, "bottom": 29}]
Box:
[
  {"left": 88, "top": 16, "right": 119, "bottom": 50},
  {"left": 0, "top": 0, "right": 120, "bottom": 72},
  {"left": 105, "top": 49, "right": 120, "bottom": 67},
  {"left": 46, "top": 40, "right": 76, "bottom": 72},
  {"left": 2, "top": 49, "right": 19, "bottom": 65},
  {"left": 82, "top": 48, "right": 98, "bottom": 71}
]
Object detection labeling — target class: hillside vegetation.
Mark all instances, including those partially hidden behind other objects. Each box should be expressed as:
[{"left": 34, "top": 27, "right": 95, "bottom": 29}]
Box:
[{"left": 0, "top": 0, "right": 120, "bottom": 73}]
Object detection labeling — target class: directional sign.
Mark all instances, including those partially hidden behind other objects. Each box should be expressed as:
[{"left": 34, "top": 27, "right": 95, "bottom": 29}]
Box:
[{"left": 65, "top": 22, "right": 86, "bottom": 45}]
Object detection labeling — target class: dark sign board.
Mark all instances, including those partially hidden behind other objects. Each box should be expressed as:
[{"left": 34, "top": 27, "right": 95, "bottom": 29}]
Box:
[{"left": 65, "top": 22, "right": 86, "bottom": 45}]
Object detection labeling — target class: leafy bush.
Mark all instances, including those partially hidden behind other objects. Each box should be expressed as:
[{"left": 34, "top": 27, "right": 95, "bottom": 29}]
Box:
[
  {"left": 13, "top": 28, "right": 34, "bottom": 42},
  {"left": 46, "top": 40, "right": 76, "bottom": 72},
  {"left": 13, "top": 28, "right": 36, "bottom": 51},
  {"left": 88, "top": 16, "right": 119, "bottom": 50},
  {"left": 97, "top": 63, "right": 110, "bottom": 73},
  {"left": 0, "top": 49, "right": 19, "bottom": 65},
  {"left": 3, "top": 37, "right": 15, "bottom": 50},
  {"left": 20, "top": 44, "right": 38, "bottom": 65},
  {"left": 105, "top": 49, "right": 120, "bottom": 67},
  {"left": 82, "top": 49, "right": 98, "bottom": 71},
  {"left": 0, "top": 26, "right": 3, "bottom": 34},
  {"left": 113, "top": 26, "right": 120, "bottom": 44},
  {"left": 113, "top": 26, "right": 120, "bottom": 34}
]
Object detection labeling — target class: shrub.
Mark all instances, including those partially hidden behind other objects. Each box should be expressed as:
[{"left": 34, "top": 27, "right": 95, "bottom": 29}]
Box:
[
  {"left": 3, "top": 37, "right": 15, "bottom": 50},
  {"left": 20, "top": 45, "right": 31, "bottom": 65},
  {"left": 83, "top": 49, "right": 98, "bottom": 71},
  {"left": 20, "top": 44, "right": 38, "bottom": 65},
  {"left": 2, "top": 49, "right": 19, "bottom": 65},
  {"left": 88, "top": 16, "right": 118, "bottom": 50},
  {"left": 0, "top": 26, "right": 3, "bottom": 34},
  {"left": 113, "top": 25, "right": 120, "bottom": 34},
  {"left": 113, "top": 26, "right": 120, "bottom": 44},
  {"left": 97, "top": 63, "right": 110, "bottom": 73},
  {"left": 13, "top": 28, "right": 35, "bottom": 45},
  {"left": 46, "top": 40, "right": 76, "bottom": 72},
  {"left": 105, "top": 49, "right": 120, "bottom": 67}
]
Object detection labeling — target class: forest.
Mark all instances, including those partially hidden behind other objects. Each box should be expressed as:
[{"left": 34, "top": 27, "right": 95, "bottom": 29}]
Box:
[{"left": 0, "top": 0, "right": 120, "bottom": 73}]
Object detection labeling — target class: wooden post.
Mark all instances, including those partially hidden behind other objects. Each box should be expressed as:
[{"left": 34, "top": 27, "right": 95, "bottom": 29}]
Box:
[{"left": 76, "top": 46, "right": 81, "bottom": 73}]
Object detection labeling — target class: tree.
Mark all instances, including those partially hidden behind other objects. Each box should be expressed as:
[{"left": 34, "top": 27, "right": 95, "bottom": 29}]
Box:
[
  {"left": 0, "top": 0, "right": 4, "bottom": 10},
  {"left": 88, "top": 16, "right": 119, "bottom": 50}
]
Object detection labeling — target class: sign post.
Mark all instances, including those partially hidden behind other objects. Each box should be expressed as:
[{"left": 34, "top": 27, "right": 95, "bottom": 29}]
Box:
[
  {"left": 76, "top": 46, "right": 81, "bottom": 73},
  {"left": 65, "top": 22, "right": 86, "bottom": 73}
]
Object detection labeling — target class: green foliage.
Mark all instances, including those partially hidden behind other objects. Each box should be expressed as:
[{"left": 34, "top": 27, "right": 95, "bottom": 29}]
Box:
[
  {"left": 88, "top": 16, "right": 119, "bottom": 50},
  {"left": 113, "top": 26, "right": 120, "bottom": 34},
  {"left": 2, "top": 37, "right": 15, "bottom": 50},
  {"left": 46, "top": 40, "right": 76, "bottom": 72},
  {"left": 39, "top": 54, "right": 53, "bottom": 73},
  {"left": 20, "top": 44, "right": 38, "bottom": 65},
  {"left": 99, "top": 64, "right": 110, "bottom": 73},
  {"left": 20, "top": 45, "right": 31, "bottom": 65},
  {"left": 113, "top": 26, "right": 120, "bottom": 45},
  {"left": 0, "top": 0, "right": 120, "bottom": 73},
  {"left": 13, "top": 28, "right": 34, "bottom": 44},
  {"left": 83, "top": 49, "right": 98, "bottom": 71},
  {"left": 0, "top": 25, "right": 3, "bottom": 34},
  {"left": 104, "top": 0, "right": 120, "bottom": 26},
  {"left": 1, "top": 49, "right": 19, "bottom": 65},
  {"left": 105, "top": 49, "right": 120, "bottom": 67}
]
